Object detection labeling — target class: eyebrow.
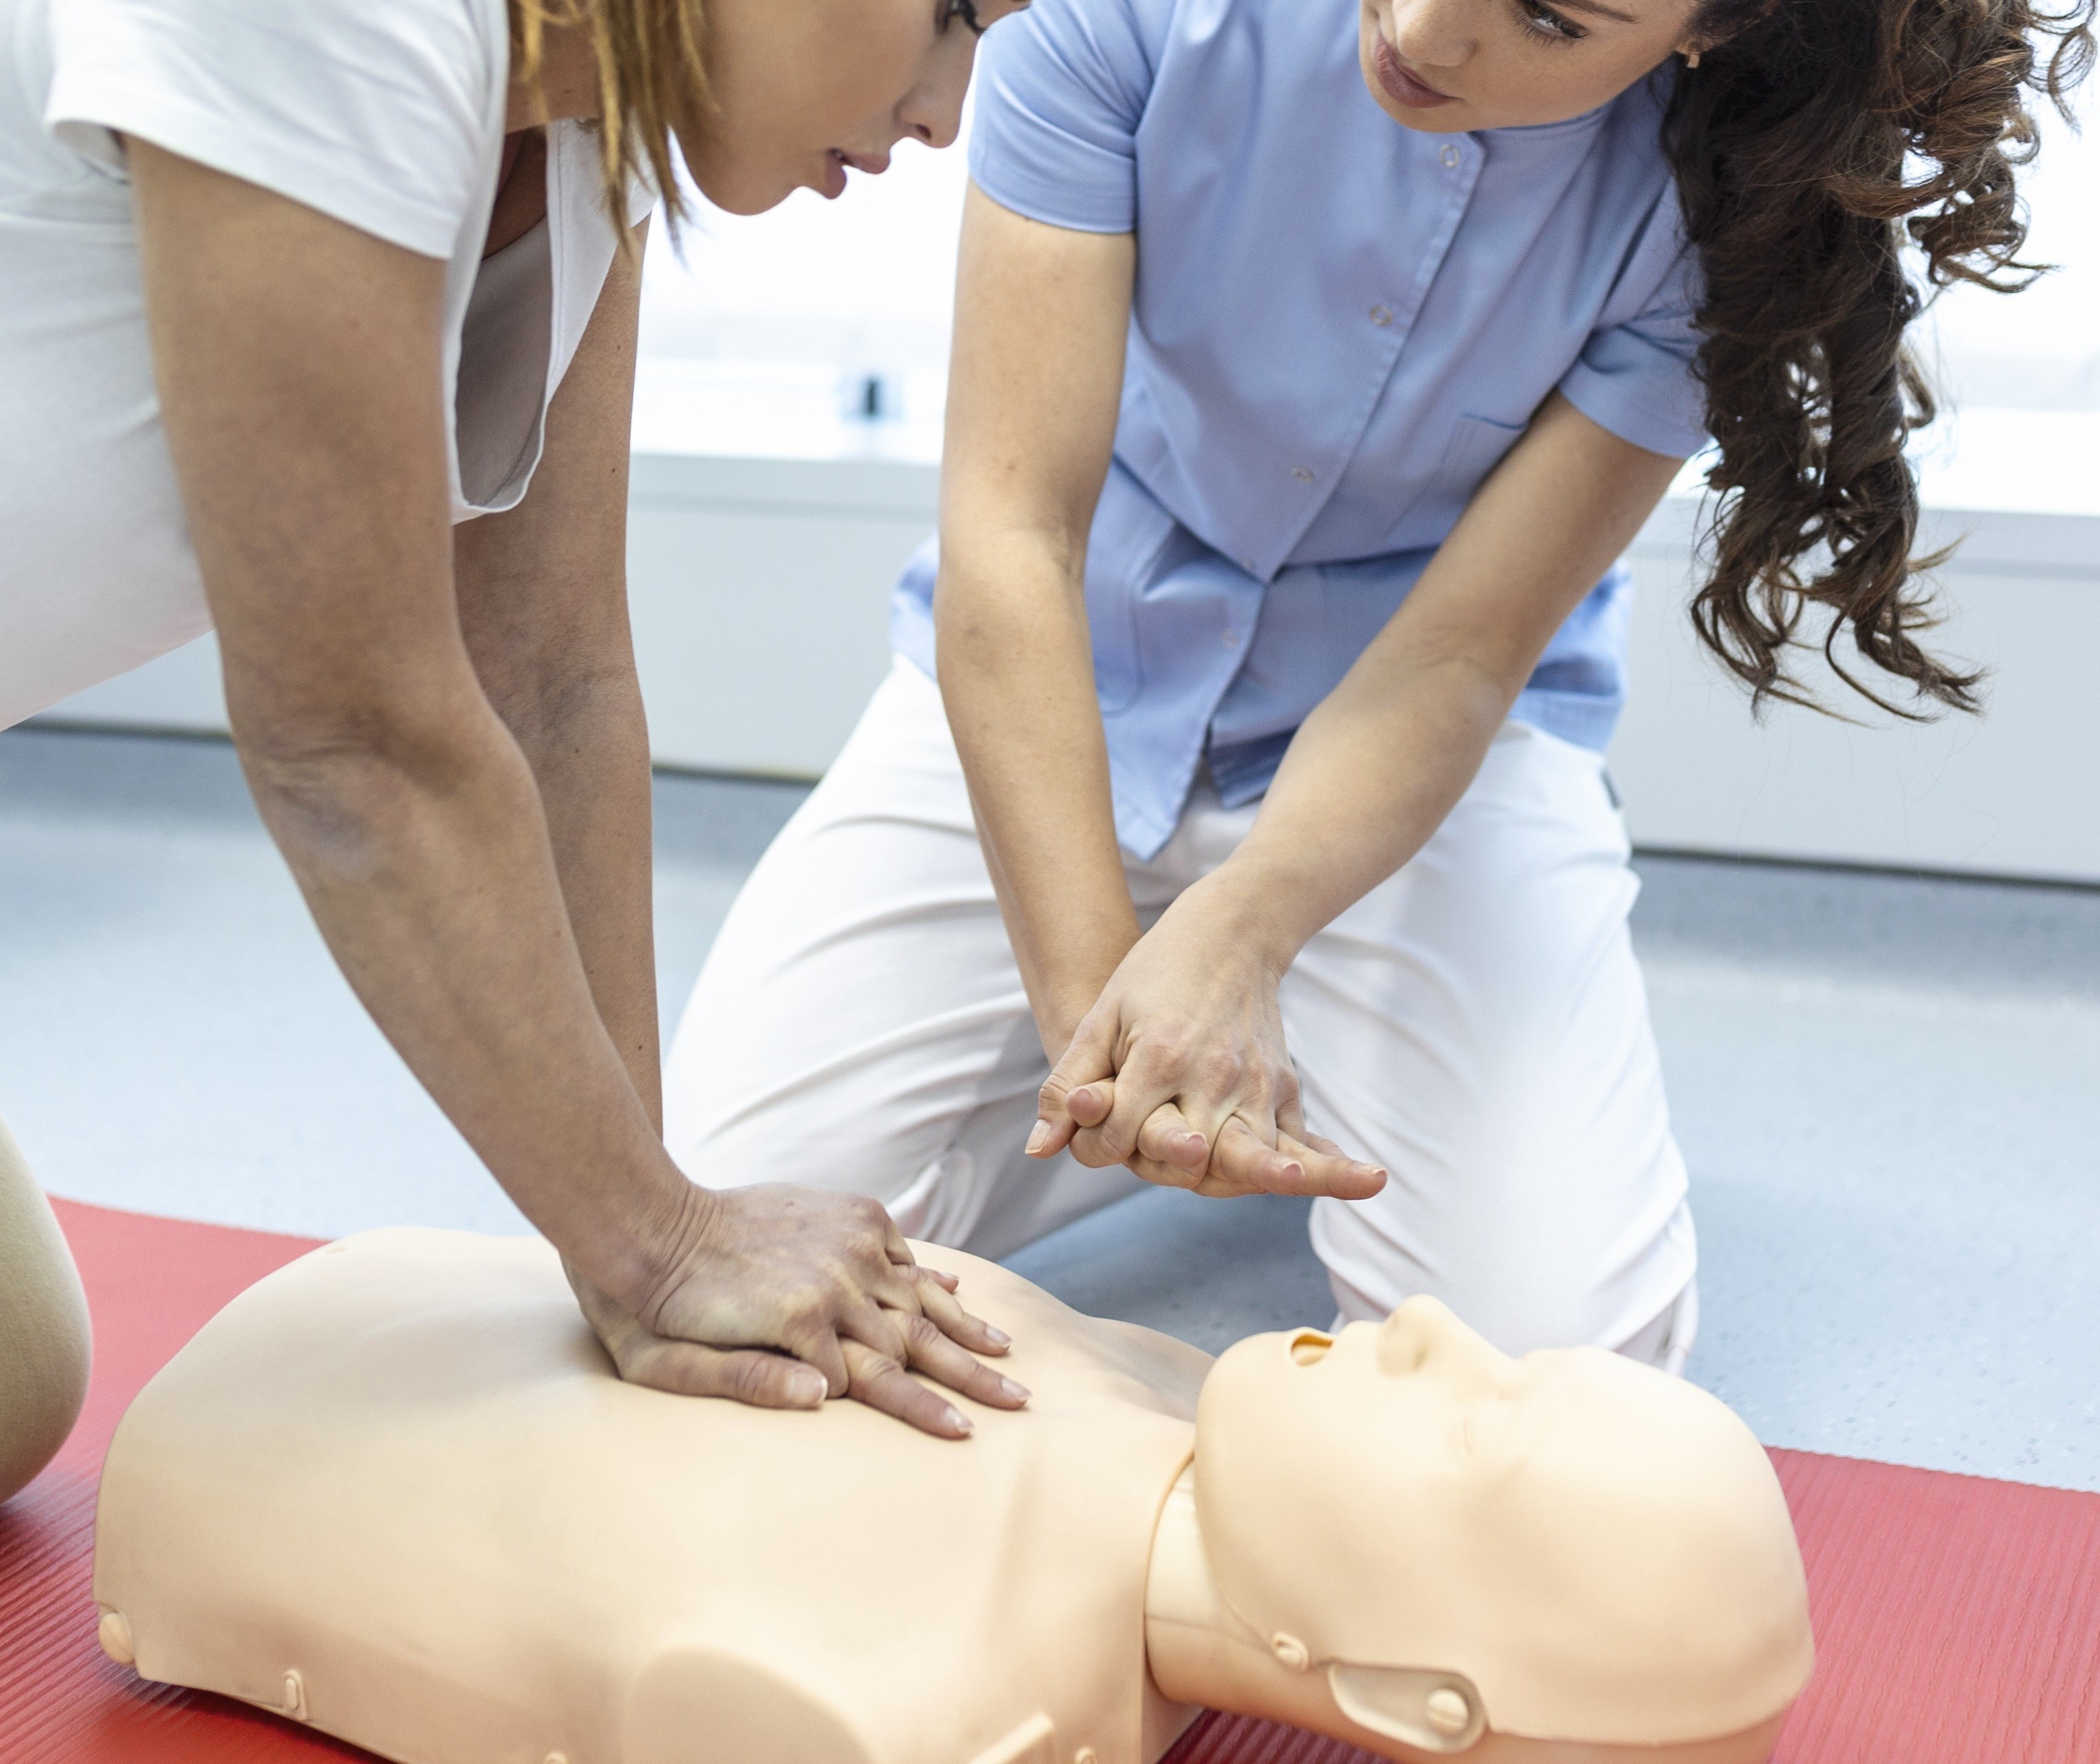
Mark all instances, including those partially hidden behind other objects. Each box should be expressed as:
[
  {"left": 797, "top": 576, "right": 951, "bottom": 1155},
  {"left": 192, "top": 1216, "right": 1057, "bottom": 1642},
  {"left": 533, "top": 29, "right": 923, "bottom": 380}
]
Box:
[{"left": 1548, "top": 0, "right": 1641, "bottom": 20}]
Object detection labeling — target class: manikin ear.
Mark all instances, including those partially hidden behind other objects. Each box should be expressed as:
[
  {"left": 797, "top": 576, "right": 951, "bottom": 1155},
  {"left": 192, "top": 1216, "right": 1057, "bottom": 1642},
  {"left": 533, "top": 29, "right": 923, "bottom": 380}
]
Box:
[{"left": 1328, "top": 1662, "right": 1488, "bottom": 1754}]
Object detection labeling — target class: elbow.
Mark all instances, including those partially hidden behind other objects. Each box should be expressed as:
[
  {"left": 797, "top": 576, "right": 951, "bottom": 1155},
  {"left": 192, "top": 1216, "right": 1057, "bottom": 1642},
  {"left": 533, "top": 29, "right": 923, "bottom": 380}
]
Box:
[
  {"left": 224, "top": 680, "right": 499, "bottom": 865},
  {"left": 932, "top": 523, "right": 1090, "bottom": 664}
]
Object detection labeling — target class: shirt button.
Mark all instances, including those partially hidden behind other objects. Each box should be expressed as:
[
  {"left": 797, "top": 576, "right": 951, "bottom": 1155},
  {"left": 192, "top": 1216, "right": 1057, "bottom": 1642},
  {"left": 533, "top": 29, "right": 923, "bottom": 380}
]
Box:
[
  {"left": 1239, "top": 557, "right": 1257, "bottom": 572},
  {"left": 1291, "top": 466, "right": 1314, "bottom": 483},
  {"left": 1370, "top": 304, "right": 1393, "bottom": 326},
  {"left": 1222, "top": 627, "right": 1240, "bottom": 646},
  {"left": 1439, "top": 143, "right": 1461, "bottom": 169}
]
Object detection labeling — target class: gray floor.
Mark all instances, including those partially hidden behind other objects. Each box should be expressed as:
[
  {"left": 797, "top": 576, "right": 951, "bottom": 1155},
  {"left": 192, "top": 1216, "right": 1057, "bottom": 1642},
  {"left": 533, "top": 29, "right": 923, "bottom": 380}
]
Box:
[{"left": 4, "top": 725, "right": 2097, "bottom": 1491}]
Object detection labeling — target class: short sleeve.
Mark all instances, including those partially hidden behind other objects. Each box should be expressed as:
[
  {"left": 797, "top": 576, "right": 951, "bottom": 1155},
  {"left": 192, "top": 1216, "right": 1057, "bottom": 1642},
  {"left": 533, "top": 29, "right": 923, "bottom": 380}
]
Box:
[
  {"left": 42, "top": 0, "right": 498, "bottom": 261},
  {"left": 967, "top": 0, "right": 1164, "bottom": 235},
  {"left": 1556, "top": 188, "right": 1709, "bottom": 460}
]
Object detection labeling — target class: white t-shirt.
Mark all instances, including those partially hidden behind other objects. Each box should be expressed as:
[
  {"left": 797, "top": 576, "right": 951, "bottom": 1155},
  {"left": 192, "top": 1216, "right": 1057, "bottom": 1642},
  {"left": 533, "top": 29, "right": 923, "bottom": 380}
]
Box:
[{"left": 0, "top": 0, "right": 652, "bottom": 731}]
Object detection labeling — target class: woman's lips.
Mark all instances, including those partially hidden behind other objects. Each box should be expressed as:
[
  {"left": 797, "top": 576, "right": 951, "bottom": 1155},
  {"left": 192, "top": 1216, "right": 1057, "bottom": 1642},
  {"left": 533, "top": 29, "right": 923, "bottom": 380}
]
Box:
[
  {"left": 821, "top": 148, "right": 891, "bottom": 199},
  {"left": 1373, "top": 35, "right": 1459, "bottom": 109}
]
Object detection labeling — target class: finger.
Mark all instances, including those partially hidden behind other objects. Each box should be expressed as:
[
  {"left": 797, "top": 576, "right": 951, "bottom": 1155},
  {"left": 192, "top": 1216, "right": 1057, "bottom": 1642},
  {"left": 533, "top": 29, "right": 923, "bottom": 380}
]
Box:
[
  {"left": 1071, "top": 1054, "right": 1178, "bottom": 1168},
  {"left": 1205, "top": 1118, "right": 1387, "bottom": 1199},
  {"left": 1031, "top": 1014, "right": 1119, "bottom": 1158},
  {"left": 879, "top": 1209, "right": 917, "bottom": 1269},
  {"left": 1279, "top": 1128, "right": 1388, "bottom": 1200},
  {"left": 774, "top": 1318, "right": 853, "bottom": 1397},
  {"left": 911, "top": 1266, "right": 1013, "bottom": 1355},
  {"left": 924, "top": 1267, "right": 961, "bottom": 1293},
  {"left": 1127, "top": 1150, "right": 1208, "bottom": 1192},
  {"left": 1204, "top": 1115, "right": 1316, "bottom": 1196},
  {"left": 613, "top": 1338, "right": 829, "bottom": 1410},
  {"left": 1065, "top": 1081, "right": 1114, "bottom": 1129},
  {"left": 899, "top": 1312, "right": 1030, "bottom": 1410},
  {"left": 1135, "top": 1102, "right": 1209, "bottom": 1172},
  {"left": 836, "top": 1293, "right": 912, "bottom": 1365},
  {"left": 842, "top": 1339, "right": 975, "bottom": 1439}
]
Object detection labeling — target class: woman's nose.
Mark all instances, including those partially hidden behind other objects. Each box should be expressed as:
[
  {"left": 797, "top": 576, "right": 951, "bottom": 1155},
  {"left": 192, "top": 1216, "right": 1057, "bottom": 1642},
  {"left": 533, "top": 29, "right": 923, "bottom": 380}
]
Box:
[
  {"left": 1387, "top": 0, "right": 1475, "bottom": 68},
  {"left": 899, "top": 42, "right": 974, "bottom": 149}
]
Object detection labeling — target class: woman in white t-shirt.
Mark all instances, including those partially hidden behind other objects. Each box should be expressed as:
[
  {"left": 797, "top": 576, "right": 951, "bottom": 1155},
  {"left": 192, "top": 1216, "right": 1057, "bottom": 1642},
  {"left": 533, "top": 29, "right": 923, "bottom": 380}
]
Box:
[{"left": 0, "top": 0, "right": 1033, "bottom": 1505}]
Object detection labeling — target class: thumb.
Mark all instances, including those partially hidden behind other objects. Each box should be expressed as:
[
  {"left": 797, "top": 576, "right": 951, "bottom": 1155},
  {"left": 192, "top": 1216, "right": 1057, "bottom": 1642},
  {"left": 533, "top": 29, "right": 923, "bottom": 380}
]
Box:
[{"left": 1030, "top": 1009, "right": 1119, "bottom": 1158}]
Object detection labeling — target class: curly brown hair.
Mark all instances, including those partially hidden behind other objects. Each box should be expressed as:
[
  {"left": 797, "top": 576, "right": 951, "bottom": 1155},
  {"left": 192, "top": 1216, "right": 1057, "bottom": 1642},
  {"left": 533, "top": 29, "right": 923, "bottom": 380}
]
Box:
[{"left": 1665, "top": 0, "right": 2095, "bottom": 715}]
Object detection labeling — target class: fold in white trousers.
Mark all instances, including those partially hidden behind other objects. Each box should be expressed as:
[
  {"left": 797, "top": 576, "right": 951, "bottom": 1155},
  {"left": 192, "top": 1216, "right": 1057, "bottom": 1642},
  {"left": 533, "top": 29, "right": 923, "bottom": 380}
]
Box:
[{"left": 664, "top": 658, "right": 1697, "bottom": 1370}]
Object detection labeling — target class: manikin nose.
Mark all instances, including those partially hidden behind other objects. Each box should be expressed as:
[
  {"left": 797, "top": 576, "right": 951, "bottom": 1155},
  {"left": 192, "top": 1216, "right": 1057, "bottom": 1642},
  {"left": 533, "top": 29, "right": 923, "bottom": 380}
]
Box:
[{"left": 1374, "top": 1296, "right": 1512, "bottom": 1383}]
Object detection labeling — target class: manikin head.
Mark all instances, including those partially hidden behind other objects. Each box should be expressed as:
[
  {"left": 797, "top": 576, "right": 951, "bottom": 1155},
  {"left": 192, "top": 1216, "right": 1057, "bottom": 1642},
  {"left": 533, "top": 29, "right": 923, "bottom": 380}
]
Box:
[{"left": 1195, "top": 1299, "right": 1814, "bottom": 1760}]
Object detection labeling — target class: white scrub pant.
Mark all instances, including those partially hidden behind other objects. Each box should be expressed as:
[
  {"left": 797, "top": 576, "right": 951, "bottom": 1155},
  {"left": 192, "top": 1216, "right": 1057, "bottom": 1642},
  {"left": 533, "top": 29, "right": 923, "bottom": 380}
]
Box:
[{"left": 663, "top": 659, "right": 1698, "bottom": 1370}]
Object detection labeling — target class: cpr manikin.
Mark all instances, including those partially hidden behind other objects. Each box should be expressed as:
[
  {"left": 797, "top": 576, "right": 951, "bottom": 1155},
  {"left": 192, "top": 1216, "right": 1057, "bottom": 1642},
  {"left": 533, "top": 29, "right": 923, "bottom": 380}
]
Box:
[{"left": 92, "top": 1232, "right": 1812, "bottom": 1764}]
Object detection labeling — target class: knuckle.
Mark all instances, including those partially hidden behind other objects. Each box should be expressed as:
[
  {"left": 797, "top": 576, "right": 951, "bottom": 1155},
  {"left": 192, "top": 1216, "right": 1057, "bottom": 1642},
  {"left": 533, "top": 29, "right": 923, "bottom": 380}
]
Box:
[{"left": 1143, "top": 1035, "right": 1191, "bottom": 1074}]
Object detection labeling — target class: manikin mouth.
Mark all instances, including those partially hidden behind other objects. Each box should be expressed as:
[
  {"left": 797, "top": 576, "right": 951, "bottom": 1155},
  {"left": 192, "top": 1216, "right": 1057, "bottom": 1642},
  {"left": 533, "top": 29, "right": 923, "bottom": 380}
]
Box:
[{"left": 1372, "top": 34, "right": 1459, "bottom": 108}]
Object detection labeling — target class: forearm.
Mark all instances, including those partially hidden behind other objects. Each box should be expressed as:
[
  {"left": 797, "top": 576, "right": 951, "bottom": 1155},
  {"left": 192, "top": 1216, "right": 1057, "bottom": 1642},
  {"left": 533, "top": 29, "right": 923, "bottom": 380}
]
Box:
[
  {"left": 1188, "top": 393, "right": 1682, "bottom": 971},
  {"left": 240, "top": 699, "right": 688, "bottom": 1307},
  {"left": 492, "top": 665, "right": 661, "bottom": 1127},
  {"left": 1186, "top": 653, "right": 1512, "bottom": 973},
  {"left": 938, "top": 538, "right": 1141, "bottom": 1055}
]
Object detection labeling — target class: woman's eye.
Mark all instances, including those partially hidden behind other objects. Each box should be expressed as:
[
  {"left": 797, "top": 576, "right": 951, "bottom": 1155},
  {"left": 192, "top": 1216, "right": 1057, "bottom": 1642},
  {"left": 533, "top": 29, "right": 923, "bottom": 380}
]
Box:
[
  {"left": 944, "top": 0, "right": 987, "bottom": 34},
  {"left": 1515, "top": 0, "right": 1586, "bottom": 40}
]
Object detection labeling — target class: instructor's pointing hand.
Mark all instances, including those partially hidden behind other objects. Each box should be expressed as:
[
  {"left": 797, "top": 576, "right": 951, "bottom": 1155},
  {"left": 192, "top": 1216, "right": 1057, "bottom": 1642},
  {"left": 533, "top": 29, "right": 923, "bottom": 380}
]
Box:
[{"left": 569, "top": 1184, "right": 1028, "bottom": 1439}]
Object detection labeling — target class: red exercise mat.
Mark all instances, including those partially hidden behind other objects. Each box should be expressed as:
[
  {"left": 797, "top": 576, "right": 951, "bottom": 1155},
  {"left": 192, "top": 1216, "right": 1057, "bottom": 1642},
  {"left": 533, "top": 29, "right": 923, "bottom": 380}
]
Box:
[{"left": 4, "top": 1199, "right": 2099, "bottom": 1764}]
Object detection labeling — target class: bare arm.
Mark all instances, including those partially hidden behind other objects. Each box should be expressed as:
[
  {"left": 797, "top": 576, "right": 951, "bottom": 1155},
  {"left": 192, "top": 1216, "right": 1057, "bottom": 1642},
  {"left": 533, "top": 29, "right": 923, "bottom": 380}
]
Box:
[
  {"left": 450, "top": 222, "right": 661, "bottom": 1125},
  {"left": 130, "top": 145, "right": 1018, "bottom": 1435},
  {"left": 936, "top": 184, "right": 1143, "bottom": 1057},
  {"left": 940, "top": 187, "right": 1379, "bottom": 1197},
  {"left": 1044, "top": 390, "right": 1685, "bottom": 1176}
]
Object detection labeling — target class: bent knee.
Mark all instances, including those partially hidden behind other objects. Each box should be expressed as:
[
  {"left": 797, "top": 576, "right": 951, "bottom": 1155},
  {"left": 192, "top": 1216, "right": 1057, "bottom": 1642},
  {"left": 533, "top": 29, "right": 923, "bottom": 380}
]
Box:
[
  {"left": 0, "top": 1131, "right": 94, "bottom": 1503},
  {"left": 0, "top": 1272, "right": 92, "bottom": 1503}
]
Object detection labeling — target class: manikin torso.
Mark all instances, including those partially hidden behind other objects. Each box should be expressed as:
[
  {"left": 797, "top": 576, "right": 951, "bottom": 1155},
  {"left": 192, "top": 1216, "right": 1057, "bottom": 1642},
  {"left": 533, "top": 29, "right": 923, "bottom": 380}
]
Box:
[
  {"left": 92, "top": 1232, "right": 1812, "bottom": 1764},
  {"left": 95, "top": 1232, "right": 1209, "bottom": 1764}
]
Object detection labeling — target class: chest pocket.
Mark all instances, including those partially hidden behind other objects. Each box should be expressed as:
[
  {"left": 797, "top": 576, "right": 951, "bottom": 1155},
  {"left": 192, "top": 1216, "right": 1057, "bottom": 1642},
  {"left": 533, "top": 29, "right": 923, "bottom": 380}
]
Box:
[
  {"left": 1438, "top": 411, "right": 1529, "bottom": 501},
  {"left": 1375, "top": 412, "right": 1531, "bottom": 553}
]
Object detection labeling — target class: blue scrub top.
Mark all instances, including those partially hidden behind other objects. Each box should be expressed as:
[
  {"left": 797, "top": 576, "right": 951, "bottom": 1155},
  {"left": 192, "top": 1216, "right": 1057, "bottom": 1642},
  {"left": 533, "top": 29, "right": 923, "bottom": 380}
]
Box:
[{"left": 891, "top": 0, "right": 1708, "bottom": 859}]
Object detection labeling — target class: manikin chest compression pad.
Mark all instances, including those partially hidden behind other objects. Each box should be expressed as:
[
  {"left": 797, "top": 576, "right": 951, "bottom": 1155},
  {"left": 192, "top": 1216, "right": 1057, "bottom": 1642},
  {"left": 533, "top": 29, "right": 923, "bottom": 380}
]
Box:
[
  {"left": 4, "top": 1199, "right": 2099, "bottom": 1764},
  {"left": 87, "top": 1230, "right": 1207, "bottom": 1764}
]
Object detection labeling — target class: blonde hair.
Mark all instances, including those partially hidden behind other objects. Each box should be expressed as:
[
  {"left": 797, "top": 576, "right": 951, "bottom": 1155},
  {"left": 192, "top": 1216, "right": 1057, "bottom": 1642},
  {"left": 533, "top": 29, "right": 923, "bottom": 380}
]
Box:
[{"left": 511, "top": 0, "right": 710, "bottom": 235}]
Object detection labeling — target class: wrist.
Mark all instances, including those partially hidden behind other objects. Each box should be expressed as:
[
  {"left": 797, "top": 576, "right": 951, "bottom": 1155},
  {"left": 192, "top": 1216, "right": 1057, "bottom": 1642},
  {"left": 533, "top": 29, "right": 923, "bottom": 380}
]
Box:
[
  {"left": 1035, "top": 970, "right": 1120, "bottom": 1063},
  {"left": 1179, "top": 860, "right": 1316, "bottom": 979},
  {"left": 588, "top": 1161, "right": 715, "bottom": 1325}
]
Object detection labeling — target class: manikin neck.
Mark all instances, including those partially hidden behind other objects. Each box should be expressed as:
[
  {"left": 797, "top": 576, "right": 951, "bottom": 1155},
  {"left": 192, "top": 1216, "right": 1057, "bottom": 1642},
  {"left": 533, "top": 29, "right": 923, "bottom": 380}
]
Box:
[{"left": 1143, "top": 1464, "right": 1371, "bottom": 1745}]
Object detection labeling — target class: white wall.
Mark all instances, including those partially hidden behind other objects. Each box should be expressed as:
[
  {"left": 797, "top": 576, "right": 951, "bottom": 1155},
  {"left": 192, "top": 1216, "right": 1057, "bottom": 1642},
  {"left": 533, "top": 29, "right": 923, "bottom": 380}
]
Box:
[
  {"left": 1616, "top": 496, "right": 2100, "bottom": 883},
  {"left": 625, "top": 450, "right": 933, "bottom": 777},
  {"left": 36, "top": 429, "right": 2100, "bottom": 883}
]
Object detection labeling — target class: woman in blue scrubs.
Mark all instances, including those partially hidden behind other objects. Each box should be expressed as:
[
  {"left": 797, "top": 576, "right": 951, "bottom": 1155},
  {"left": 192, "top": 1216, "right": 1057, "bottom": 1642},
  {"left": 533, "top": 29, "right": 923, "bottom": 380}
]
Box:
[{"left": 662, "top": 0, "right": 2090, "bottom": 1361}]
